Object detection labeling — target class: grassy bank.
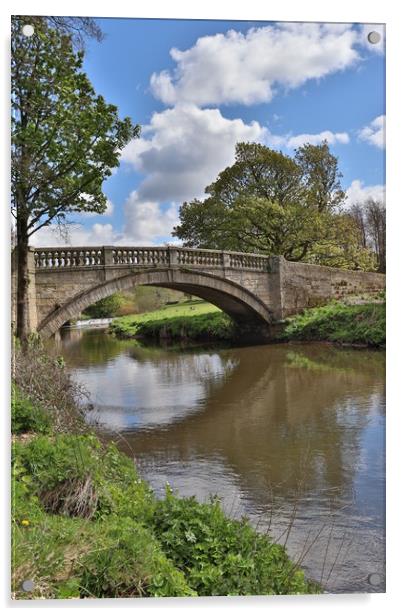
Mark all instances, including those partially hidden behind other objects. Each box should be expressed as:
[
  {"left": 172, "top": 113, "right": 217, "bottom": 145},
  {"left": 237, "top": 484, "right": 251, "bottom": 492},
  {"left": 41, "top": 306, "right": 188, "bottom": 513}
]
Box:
[
  {"left": 110, "top": 297, "right": 385, "bottom": 348},
  {"left": 12, "top": 344, "right": 318, "bottom": 599},
  {"left": 281, "top": 301, "right": 385, "bottom": 347},
  {"left": 110, "top": 299, "right": 236, "bottom": 342}
]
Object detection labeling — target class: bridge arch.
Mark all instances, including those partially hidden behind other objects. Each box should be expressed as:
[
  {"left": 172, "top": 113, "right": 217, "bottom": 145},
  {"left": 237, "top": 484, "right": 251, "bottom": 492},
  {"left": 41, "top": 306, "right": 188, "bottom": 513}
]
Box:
[{"left": 37, "top": 268, "right": 273, "bottom": 338}]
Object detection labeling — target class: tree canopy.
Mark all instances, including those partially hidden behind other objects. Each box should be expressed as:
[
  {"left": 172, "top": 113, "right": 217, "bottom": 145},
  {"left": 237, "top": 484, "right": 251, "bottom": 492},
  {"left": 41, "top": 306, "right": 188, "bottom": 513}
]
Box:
[
  {"left": 11, "top": 15, "right": 139, "bottom": 338},
  {"left": 173, "top": 141, "right": 376, "bottom": 271}
]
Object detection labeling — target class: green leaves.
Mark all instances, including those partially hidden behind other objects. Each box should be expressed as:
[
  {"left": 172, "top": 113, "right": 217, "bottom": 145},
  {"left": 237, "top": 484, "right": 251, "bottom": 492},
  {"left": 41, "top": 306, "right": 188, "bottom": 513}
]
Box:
[
  {"left": 174, "top": 141, "right": 375, "bottom": 271},
  {"left": 282, "top": 301, "right": 386, "bottom": 347},
  {"left": 150, "top": 490, "right": 316, "bottom": 595},
  {"left": 11, "top": 16, "right": 140, "bottom": 237}
]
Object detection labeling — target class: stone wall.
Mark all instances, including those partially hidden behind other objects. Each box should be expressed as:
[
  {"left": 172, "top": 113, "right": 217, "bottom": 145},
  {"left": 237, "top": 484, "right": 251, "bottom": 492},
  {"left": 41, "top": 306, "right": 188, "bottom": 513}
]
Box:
[{"left": 277, "top": 257, "right": 386, "bottom": 318}]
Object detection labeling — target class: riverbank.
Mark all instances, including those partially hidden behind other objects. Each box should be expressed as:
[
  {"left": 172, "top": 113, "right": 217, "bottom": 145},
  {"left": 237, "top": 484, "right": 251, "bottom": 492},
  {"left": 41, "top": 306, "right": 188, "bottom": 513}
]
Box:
[
  {"left": 281, "top": 301, "right": 385, "bottom": 347},
  {"left": 12, "top": 343, "right": 318, "bottom": 599},
  {"left": 110, "top": 299, "right": 235, "bottom": 341},
  {"left": 109, "top": 298, "right": 385, "bottom": 348}
]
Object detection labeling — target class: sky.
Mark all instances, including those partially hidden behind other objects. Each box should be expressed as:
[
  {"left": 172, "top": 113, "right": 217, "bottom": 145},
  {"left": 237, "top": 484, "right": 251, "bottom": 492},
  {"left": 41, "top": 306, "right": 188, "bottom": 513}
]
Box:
[{"left": 33, "top": 18, "right": 386, "bottom": 247}]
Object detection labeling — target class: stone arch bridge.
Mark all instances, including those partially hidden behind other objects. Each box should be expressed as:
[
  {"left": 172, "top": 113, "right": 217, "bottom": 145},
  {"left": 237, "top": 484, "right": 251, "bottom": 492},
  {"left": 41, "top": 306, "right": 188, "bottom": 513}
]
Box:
[{"left": 13, "top": 246, "right": 385, "bottom": 339}]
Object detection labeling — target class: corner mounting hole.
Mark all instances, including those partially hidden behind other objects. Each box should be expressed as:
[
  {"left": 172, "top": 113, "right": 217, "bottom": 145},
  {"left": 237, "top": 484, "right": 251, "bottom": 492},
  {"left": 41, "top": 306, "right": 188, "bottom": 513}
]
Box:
[
  {"left": 367, "top": 31, "right": 381, "bottom": 44},
  {"left": 22, "top": 24, "right": 35, "bottom": 37}
]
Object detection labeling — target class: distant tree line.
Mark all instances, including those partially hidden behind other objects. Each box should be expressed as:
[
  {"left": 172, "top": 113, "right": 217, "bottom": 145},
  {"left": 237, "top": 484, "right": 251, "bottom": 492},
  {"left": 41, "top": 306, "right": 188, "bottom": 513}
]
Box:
[{"left": 349, "top": 199, "right": 386, "bottom": 273}]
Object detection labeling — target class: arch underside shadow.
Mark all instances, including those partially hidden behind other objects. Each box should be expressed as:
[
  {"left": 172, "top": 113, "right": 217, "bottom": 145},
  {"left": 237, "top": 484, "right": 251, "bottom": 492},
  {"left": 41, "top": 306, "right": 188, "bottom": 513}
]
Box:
[{"left": 38, "top": 268, "right": 273, "bottom": 338}]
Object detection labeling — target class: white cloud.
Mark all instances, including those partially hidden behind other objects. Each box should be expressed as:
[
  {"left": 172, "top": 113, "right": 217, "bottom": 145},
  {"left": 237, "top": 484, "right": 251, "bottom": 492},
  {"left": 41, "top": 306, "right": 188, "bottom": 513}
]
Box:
[
  {"left": 150, "top": 23, "right": 362, "bottom": 107},
  {"left": 266, "top": 129, "right": 349, "bottom": 150},
  {"left": 345, "top": 179, "right": 385, "bottom": 206},
  {"left": 358, "top": 115, "right": 385, "bottom": 149},
  {"left": 121, "top": 104, "right": 265, "bottom": 203},
  {"left": 31, "top": 222, "right": 117, "bottom": 247},
  {"left": 79, "top": 198, "right": 114, "bottom": 217},
  {"left": 123, "top": 193, "right": 179, "bottom": 244},
  {"left": 30, "top": 199, "right": 179, "bottom": 248}
]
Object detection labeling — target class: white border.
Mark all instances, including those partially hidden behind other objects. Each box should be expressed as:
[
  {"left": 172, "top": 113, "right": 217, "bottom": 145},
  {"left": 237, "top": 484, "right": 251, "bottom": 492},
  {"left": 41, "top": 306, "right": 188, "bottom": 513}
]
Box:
[{"left": 1, "top": 1, "right": 401, "bottom": 614}]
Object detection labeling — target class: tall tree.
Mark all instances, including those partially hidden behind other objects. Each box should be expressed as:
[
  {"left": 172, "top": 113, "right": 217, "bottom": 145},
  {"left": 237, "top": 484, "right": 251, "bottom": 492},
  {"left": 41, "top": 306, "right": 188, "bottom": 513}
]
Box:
[
  {"left": 349, "top": 199, "right": 386, "bottom": 272},
  {"left": 365, "top": 199, "right": 386, "bottom": 273},
  {"left": 295, "top": 141, "right": 345, "bottom": 211},
  {"left": 174, "top": 141, "right": 374, "bottom": 270},
  {"left": 11, "top": 16, "right": 139, "bottom": 340},
  {"left": 207, "top": 142, "right": 303, "bottom": 208}
]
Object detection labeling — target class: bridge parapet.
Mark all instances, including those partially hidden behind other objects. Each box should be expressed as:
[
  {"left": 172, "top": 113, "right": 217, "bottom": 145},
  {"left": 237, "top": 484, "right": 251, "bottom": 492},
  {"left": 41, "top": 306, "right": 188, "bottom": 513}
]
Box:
[{"left": 33, "top": 246, "right": 271, "bottom": 272}]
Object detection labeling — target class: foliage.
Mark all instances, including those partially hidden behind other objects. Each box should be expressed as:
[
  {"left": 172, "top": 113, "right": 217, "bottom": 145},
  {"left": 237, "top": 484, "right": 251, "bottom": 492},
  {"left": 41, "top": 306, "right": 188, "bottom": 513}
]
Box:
[
  {"left": 110, "top": 300, "right": 235, "bottom": 341},
  {"left": 12, "top": 392, "right": 319, "bottom": 597},
  {"left": 150, "top": 488, "right": 315, "bottom": 595},
  {"left": 282, "top": 301, "right": 385, "bottom": 347},
  {"left": 349, "top": 198, "right": 386, "bottom": 272},
  {"left": 134, "top": 312, "right": 235, "bottom": 341},
  {"left": 11, "top": 383, "right": 51, "bottom": 434},
  {"left": 45, "top": 16, "right": 105, "bottom": 50},
  {"left": 173, "top": 141, "right": 375, "bottom": 270},
  {"left": 294, "top": 141, "right": 345, "bottom": 211},
  {"left": 11, "top": 15, "right": 138, "bottom": 339},
  {"left": 12, "top": 450, "right": 192, "bottom": 599},
  {"left": 77, "top": 518, "right": 195, "bottom": 598},
  {"left": 13, "top": 338, "right": 86, "bottom": 433},
  {"left": 11, "top": 15, "right": 137, "bottom": 237},
  {"left": 83, "top": 293, "right": 124, "bottom": 319}
]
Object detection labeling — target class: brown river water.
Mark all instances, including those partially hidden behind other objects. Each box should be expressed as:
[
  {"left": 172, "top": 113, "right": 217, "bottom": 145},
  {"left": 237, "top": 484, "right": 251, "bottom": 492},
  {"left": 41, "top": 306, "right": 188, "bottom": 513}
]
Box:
[{"left": 55, "top": 327, "right": 385, "bottom": 594}]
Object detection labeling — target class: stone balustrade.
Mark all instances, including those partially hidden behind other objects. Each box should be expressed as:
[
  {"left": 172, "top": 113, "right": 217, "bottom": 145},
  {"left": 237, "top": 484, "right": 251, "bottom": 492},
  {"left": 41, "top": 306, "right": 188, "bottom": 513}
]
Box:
[{"left": 33, "top": 246, "right": 271, "bottom": 272}]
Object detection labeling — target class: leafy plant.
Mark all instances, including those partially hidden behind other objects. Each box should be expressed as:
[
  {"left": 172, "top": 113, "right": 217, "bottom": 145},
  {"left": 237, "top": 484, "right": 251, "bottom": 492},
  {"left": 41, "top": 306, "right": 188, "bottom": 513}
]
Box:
[
  {"left": 282, "top": 301, "right": 385, "bottom": 346},
  {"left": 150, "top": 488, "right": 316, "bottom": 595},
  {"left": 11, "top": 384, "right": 51, "bottom": 434}
]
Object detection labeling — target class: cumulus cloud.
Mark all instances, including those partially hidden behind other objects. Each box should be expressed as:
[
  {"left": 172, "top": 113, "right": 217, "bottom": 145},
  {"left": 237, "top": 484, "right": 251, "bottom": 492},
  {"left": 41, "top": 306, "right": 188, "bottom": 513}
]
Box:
[
  {"left": 345, "top": 179, "right": 385, "bottom": 206},
  {"left": 79, "top": 198, "right": 114, "bottom": 217},
  {"left": 31, "top": 222, "right": 117, "bottom": 247},
  {"left": 358, "top": 115, "right": 385, "bottom": 148},
  {"left": 266, "top": 129, "right": 349, "bottom": 149},
  {"left": 121, "top": 104, "right": 265, "bottom": 203},
  {"left": 150, "top": 23, "right": 362, "bottom": 107},
  {"left": 30, "top": 198, "right": 179, "bottom": 248},
  {"left": 123, "top": 193, "right": 179, "bottom": 244}
]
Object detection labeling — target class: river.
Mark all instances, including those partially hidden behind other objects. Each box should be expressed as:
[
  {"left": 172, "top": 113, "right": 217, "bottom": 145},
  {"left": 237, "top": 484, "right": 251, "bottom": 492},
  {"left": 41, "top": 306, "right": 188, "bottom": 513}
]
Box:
[{"left": 54, "top": 326, "right": 386, "bottom": 594}]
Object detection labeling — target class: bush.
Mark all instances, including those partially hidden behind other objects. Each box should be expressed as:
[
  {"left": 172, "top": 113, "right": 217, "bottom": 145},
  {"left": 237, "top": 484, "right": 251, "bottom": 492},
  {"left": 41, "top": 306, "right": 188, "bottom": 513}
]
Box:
[
  {"left": 13, "top": 434, "right": 155, "bottom": 522},
  {"left": 13, "top": 340, "right": 86, "bottom": 433},
  {"left": 150, "top": 489, "right": 315, "bottom": 595},
  {"left": 78, "top": 518, "right": 195, "bottom": 598},
  {"left": 11, "top": 384, "right": 51, "bottom": 434},
  {"left": 282, "top": 301, "right": 385, "bottom": 347},
  {"left": 83, "top": 293, "right": 124, "bottom": 318}
]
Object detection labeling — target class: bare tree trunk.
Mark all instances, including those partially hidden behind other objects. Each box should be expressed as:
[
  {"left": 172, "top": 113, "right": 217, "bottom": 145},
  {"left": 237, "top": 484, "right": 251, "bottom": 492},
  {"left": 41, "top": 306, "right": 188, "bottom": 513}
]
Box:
[{"left": 16, "top": 221, "right": 30, "bottom": 341}]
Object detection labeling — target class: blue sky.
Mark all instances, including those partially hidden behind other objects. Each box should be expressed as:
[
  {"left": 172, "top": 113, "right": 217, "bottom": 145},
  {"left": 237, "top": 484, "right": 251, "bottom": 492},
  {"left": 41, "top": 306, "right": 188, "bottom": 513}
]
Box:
[{"left": 33, "top": 19, "right": 385, "bottom": 246}]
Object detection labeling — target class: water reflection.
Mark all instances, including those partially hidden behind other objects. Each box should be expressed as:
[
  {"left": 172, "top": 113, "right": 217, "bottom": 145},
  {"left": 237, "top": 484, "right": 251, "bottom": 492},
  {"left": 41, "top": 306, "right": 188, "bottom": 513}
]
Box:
[{"left": 57, "top": 328, "right": 385, "bottom": 593}]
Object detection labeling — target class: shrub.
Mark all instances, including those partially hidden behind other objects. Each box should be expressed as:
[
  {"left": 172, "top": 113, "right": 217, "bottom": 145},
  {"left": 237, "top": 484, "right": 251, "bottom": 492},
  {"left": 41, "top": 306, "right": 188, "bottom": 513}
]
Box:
[
  {"left": 78, "top": 518, "right": 196, "bottom": 598},
  {"left": 150, "top": 489, "right": 316, "bottom": 595},
  {"left": 119, "top": 312, "right": 235, "bottom": 341},
  {"left": 83, "top": 293, "right": 124, "bottom": 318},
  {"left": 13, "top": 435, "right": 155, "bottom": 522},
  {"left": 11, "top": 384, "right": 51, "bottom": 434},
  {"left": 12, "top": 340, "right": 86, "bottom": 433},
  {"left": 282, "top": 302, "right": 385, "bottom": 347}
]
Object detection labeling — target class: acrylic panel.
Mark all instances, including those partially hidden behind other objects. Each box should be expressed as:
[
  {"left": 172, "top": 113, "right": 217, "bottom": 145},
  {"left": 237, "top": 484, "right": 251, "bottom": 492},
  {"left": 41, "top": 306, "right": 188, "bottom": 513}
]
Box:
[{"left": 11, "top": 16, "right": 385, "bottom": 599}]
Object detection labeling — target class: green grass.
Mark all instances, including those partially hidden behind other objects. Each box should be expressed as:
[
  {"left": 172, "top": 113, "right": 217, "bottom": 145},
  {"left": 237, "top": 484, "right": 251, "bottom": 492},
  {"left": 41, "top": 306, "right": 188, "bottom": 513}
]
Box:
[
  {"left": 110, "top": 300, "right": 236, "bottom": 341},
  {"left": 12, "top": 383, "right": 318, "bottom": 598},
  {"left": 282, "top": 301, "right": 385, "bottom": 347}
]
